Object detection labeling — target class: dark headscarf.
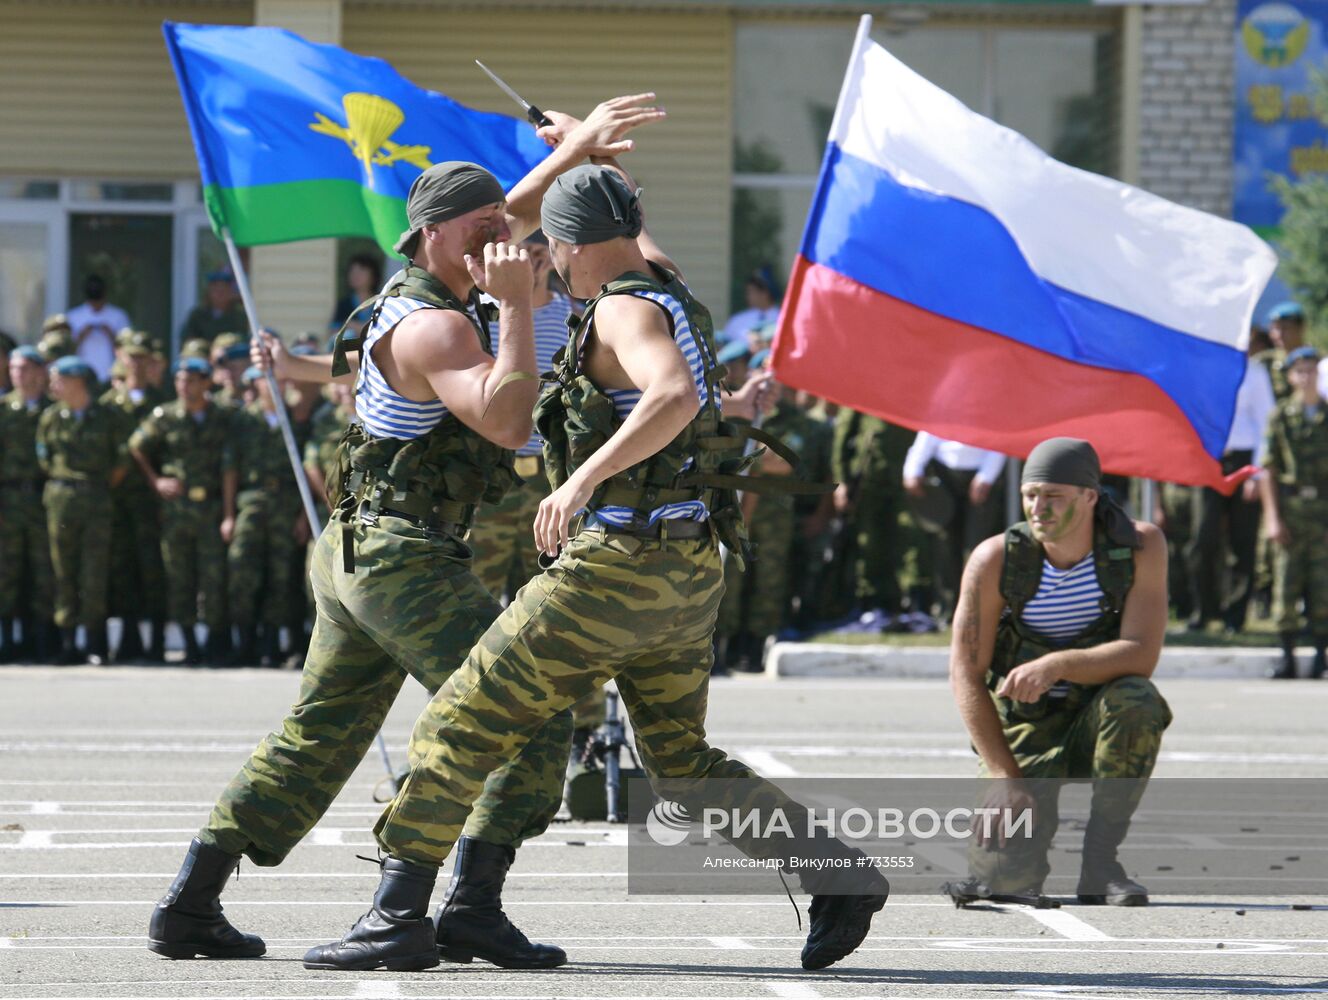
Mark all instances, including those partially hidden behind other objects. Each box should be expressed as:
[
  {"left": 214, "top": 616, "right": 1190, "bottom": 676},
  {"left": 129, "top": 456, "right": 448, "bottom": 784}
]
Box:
[
  {"left": 393, "top": 162, "right": 505, "bottom": 257},
  {"left": 540, "top": 165, "right": 643, "bottom": 245},
  {"left": 1021, "top": 437, "right": 1140, "bottom": 549}
]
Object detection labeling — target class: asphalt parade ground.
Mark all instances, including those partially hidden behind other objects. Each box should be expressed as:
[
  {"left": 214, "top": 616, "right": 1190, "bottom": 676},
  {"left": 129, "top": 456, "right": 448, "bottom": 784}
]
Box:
[{"left": 1, "top": 667, "right": 1326, "bottom": 999}]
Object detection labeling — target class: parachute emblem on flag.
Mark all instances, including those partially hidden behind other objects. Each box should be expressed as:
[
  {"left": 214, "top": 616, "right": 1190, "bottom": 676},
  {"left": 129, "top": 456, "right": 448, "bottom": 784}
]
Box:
[{"left": 309, "top": 92, "right": 434, "bottom": 187}]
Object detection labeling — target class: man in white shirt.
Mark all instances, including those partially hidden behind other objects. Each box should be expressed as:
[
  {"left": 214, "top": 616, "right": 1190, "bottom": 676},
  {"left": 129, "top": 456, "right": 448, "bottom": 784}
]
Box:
[
  {"left": 720, "top": 267, "right": 780, "bottom": 345},
  {"left": 903, "top": 432, "right": 1006, "bottom": 621},
  {"left": 1186, "top": 357, "right": 1274, "bottom": 632},
  {"left": 66, "top": 275, "right": 130, "bottom": 383}
]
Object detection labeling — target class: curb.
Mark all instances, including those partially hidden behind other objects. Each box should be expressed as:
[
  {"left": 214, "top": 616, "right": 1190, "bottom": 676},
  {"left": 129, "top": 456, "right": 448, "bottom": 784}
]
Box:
[{"left": 764, "top": 643, "right": 1293, "bottom": 680}]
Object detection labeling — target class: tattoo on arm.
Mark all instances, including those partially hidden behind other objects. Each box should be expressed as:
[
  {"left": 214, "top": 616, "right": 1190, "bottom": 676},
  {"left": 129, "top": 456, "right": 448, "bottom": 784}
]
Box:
[{"left": 959, "top": 580, "right": 981, "bottom": 664}]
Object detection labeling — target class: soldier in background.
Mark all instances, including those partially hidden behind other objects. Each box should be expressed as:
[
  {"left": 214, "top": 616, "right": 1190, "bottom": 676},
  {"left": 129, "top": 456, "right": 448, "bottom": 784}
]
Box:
[
  {"left": 1260, "top": 346, "right": 1328, "bottom": 680},
  {"left": 37, "top": 356, "right": 128, "bottom": 665},
  {"left": 37, "top": 315, "right": 77, "bottom": 364},
  {"left": 0, "top": 346, "right": 55, "bottom": 662},
  {"left": 102, "top": 329, "right": 168, "bottom": 662},
  {"left": 1257, "top": 302, "right": 1305, "bottom": 403},
  {"left": 181, "top": 269, "right": 246, "bottom": 345},
  {"left": 223, "top": 367, "right": 303, "bottom": 666},
  {"left": 210, "top": 335, "right": 251, "bottom": 408},
  {"left": 130, "top": 357, "right": 233, "bottom": 666}
]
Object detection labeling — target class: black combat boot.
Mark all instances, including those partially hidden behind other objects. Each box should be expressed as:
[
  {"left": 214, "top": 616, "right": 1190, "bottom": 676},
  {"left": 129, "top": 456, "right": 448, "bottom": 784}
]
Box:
[
  {"left": 1312, "top": 637, "right": 1327, "bottom": 680},
  {"left": 116, "top": 619, "right": 145, "bottom": 663},
  {"left": 86, "top": 621, "right": 110, "bottom": 666},
  {"left": 1077, "top": 815, "right": 1148, "bottom": 906},
  {"left": 54, "top": 628, "right": 81, "bottom": 666},
  {"left": 303, "top": 857, "right": 440, "bottom": 971},
  {"left": 435, "top": 837, "right": 566, "bottom": 968},
  {"left": 1273, "top": 632, "right": 1299, "bottom": 679},
  {"left": 182, "top": 626, "right": 204, "bottom": 666},
  {"left": 145, "top": 620, "right": 166, "bottom": 664},
  {"left": 231, "top": 625, "right": 258, "bottom": 666},
  {"left": 783, "top": 830, "right": 890, "bottom": 970},
  {"left": 148, "top": 837, "right": 265, "bottom": 959}
]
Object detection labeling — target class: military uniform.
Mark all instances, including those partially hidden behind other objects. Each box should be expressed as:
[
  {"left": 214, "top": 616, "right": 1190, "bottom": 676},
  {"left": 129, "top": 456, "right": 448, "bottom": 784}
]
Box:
[
  {"left": 181, "top": 306, "right": 246, "bottom": 346},
  {"left": 36, "top": 400, "right": 127, "bottom": 634},
  {"left": 831, "top": 411, "right": 918, "bottom": 615},
  {"left": 717, "top": 399, "right": 824, "bottom": 662},
  {"left": 965, "top": 522, "right": 1171, "bottom": 897},
  {"left": 0, "top": 390, "right": 54, "bottom": 656},
  {"left": 1263, "top": 396, "right": 1328, "bottom": 644},
  {"left": 101, "top": 382, "right": 167, "bottom": 658},
  {"left": 225, "top": 402, "right": 302, "bottom": 658},
  {"left": 198, "top": 266, "right": 571, "bottom": 869},
  {"left": 784, "top": 405, "right": 835, "bottom": 631},
  {"left": 129, "top": 400, "right": 232, "bottom": 652}
]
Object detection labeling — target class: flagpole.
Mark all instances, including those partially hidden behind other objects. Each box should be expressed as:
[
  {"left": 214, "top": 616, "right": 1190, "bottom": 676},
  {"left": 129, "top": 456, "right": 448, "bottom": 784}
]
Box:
[{"left": 220, "top": 229, "right": 323, "bottom": 536}]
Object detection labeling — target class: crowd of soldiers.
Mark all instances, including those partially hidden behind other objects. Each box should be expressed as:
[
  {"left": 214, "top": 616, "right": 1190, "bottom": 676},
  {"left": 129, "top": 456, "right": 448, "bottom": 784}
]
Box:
[
  {"left": 0, "top": 316, "right": 354, "bottom": 668},
  {"left": 3, "top": 274, "right": 1325, "bottom": 680}
]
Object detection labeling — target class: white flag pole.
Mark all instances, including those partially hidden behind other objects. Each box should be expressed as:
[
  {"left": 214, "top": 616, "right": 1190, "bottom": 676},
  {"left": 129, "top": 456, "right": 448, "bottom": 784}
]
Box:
[{"left": 220, "top": 229, "right": 323, "bottom": 535}]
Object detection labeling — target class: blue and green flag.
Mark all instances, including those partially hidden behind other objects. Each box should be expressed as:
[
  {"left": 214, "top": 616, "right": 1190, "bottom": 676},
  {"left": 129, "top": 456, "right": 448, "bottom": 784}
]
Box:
[{"left": 163, "top": 22, "right": 549, "bottom": 253}]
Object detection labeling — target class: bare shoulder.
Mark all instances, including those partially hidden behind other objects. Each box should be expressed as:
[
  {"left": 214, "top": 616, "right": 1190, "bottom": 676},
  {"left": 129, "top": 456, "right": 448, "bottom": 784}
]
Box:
[
  {"left": 966, "top": 534, "right": 1006, "bottom": 583},
  {"left": 592, "top": 293, "right": 672, "bottom": 343},
  {"left": 1132, "top": 521, "right": 1167, "bottom": 568},
  {"left": 390, "top": 308, "right": 484, "bottom": 370}
]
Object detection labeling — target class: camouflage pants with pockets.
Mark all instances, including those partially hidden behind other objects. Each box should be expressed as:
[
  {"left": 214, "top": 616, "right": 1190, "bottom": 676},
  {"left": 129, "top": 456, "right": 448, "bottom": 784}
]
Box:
[
  {"left": 200, "top": 515, "right": 572, "bottom": 867},
  {"left": 0, "top": 486, "right": 53, "bottom": 618},
  {"left": 968, "top": 675, "right": 1172, "bottom": 892},
  {"left": 44, "top": 481, "right": 111, "bottom": 627}
]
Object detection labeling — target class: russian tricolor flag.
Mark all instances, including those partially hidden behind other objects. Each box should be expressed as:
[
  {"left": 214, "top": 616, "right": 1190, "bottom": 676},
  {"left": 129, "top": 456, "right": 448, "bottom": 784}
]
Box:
[{"left": 772, "top": 19, "right": 1277, "bottom": 493}]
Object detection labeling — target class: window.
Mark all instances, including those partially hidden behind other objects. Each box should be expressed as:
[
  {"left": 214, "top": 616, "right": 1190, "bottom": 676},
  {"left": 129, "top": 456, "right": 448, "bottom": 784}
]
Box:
[{"left": 731, "top": 17, "right": 1118, "bottom": 316}]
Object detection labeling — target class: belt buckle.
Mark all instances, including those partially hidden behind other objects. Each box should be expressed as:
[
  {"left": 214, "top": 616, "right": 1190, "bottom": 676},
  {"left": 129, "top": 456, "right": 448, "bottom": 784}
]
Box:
[
  {"left": 187, "top": 486, "right": 207, "bottom": 502},
  {"left": 357, "top": 498, "right": 379, "bottom": 527},
  {"left": 514, "top": 455, "right": 541, "bottom": 479}
]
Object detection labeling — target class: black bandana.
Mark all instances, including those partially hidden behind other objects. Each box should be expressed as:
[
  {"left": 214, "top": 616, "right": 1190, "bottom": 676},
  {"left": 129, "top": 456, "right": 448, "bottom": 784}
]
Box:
[
  {"left": 1022, "top": 437, "right": 1140, "bottom": 548},
  {"left": 393, "top": 162, "right": 505, "bottom": 257},
  {"left": 541, "top": 165, "right": 643, "bottom": 245}
]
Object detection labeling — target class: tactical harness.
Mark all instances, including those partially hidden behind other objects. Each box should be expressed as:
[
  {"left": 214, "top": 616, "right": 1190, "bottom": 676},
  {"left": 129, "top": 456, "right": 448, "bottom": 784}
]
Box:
[
  {"left": 532, "top": 263, "right": 830, "bottom": 568},
  {"left": 326, "top": 267, "right": 521, "bottom": 571},
  {"left": 988, "top": 521, "right": 1135, "bottom": 721}
]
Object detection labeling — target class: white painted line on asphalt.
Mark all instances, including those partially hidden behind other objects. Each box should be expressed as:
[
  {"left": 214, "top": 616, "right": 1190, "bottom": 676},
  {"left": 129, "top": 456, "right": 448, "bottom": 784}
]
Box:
[
  {"left": 736, "top": 750, "right": 800, "bottom": 778},
  {"left": 708, "top": 936, "right": 751, "bottom": 949},
  {"left": 309, "top": 827, "right": 343, "bottom": 846},
  {"left": 15, "top": 830, "right": 51, "bottom": 847},
  {"left": 29, "top": 801, "right": 60, "bottom": 814},
  {"left": 0, "top": 898, "right": 959, "bottom": 907},
  {"left": 352, "top": 982, "right": 402, "bottom": 998},
  {"left": 766, "top": 983, "right": 824, "bottom": 999},
  {"left": 1017, "top": 906, "right": 1113, "bottom": 941}
]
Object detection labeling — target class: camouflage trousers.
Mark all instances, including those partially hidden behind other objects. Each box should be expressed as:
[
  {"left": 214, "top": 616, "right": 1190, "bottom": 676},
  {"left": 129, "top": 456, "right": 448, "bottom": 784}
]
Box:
[
  {"left": 1272, "top": 497, "right": 1328, "bottom": 634},
  {"left": 44, "top": 481, "right": 111, "bottom": 627},
  {"left": 717, "top": 498, "right": 794, "bottom": 639},
  {"left": 468, "top": 475, "right": 606, "bottom": 731},
  {"left": 374, "top": 528, "right": 775, "bottom": 866},
  {"left": 468, "top": 470, "right": 544, "bottom": 605},
  {"left": 160, "top": 498, "right": 227, "bottom": 629},
  {"left": 107, "top": 486, "right": 165, "bottom": 622},
  {"left": 200, "top": 515, "right": 572, "bottom": 866},
  {"left": 969, "top": 676, "right": 1172, "bottom": 892},
  {"left": 850, "top": 481, "right": 904, "bottom": 612},
  {"left": 227, "top": 491, "right": 298, "bottom": 628},
  {"left": 0, "top": 485, "right": 53, "bottom": 618}
]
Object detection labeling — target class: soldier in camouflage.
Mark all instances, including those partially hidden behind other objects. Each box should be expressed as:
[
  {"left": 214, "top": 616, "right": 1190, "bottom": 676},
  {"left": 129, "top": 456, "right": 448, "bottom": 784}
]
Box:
[
  {"left": 947, "top": 437, "right": 1171, "bottom": 908},
  {"left": 149, "top": 101, "right": 664, "bottom": 971},
  {"left": 129, "top": 357, "right": 233, "bottom": 666},
  {"left": 37, "top": 315, "right": 77, "bottom": 364},
  {"left": 307, "top": 159, "right": 888, "bottom": 975},
  {"left": 222, "top": 367, "right": 304, "bottom": 666},
  {"left": 101, "top": 329, "right": 168, "bottom": 662},
  {"left": 37, "top": 356, "right": 129, "bottom": 665},
  {"left": 1259, "top": 345, "right": 1328, "bottom": 679},
  {"left": 0, "top": 346, "right": 55, "bottom": 662}
]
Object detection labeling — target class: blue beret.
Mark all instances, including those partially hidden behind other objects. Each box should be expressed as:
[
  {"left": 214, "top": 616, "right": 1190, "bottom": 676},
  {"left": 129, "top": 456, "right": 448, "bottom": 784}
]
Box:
[
  {"left": 222, "top": 342, "right": 250, "bottom": 362},
  {"left": 1267, "top": 301, "right": 1305, "bottom": 323},
  {"left": 13, "top": 345, "right": 44, "bottom": 364},
  {"left": 717, "top": 340, "right": 751, "bottom": 365},
  {"left": 749, "top": 348, "right": 770, "bottom": 369},
  {"left": 290, "top": 342, "right": 319, "bottom": 357},
  {"left": 241, "top": 365, "right": 263, "bottom": 385},
  {"left": 51, "top": 355, "right": 94, "bottom": 380},
  {"left": 176, "top": 356, "right": 212, "bottom": 376},
  {"left": 1284, "top": 345, "right": 1321, "bottom": 367},
  {"left": 205, "top": 268, "right": 236, "bottom": 284}
]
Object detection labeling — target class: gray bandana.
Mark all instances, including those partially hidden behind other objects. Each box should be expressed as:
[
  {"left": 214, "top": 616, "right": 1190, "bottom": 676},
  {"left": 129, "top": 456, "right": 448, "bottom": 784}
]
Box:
[
  {"left": 541, "top": 165, "right": 642, "bottom": 245},
  {"left": 1022, "top": 437, "right": 1140, "bottom": 548},
  {"left": 393, "top": 161, "right": 505, "bottom": 257}
]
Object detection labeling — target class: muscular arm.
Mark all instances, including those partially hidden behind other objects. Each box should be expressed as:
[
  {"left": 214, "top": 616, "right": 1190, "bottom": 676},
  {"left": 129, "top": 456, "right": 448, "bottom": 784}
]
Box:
[
  {"left": 950, "top": 536, "right": 1023, "bottom": 779},
  {"left": 392, "top": 301, "right": 538, "bottom": 452},
  {"left": 999, "top": 523, "right": 1168, "bottom": 705},
  {"left": 534, "top": 295, "right": 700, "bottom": 554}
]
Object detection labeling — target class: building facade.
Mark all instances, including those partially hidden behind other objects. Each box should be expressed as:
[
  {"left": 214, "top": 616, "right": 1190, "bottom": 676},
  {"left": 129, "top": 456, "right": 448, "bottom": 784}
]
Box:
[{"left": 0, "top": 0, "right": 1237, "bottom": 349}]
